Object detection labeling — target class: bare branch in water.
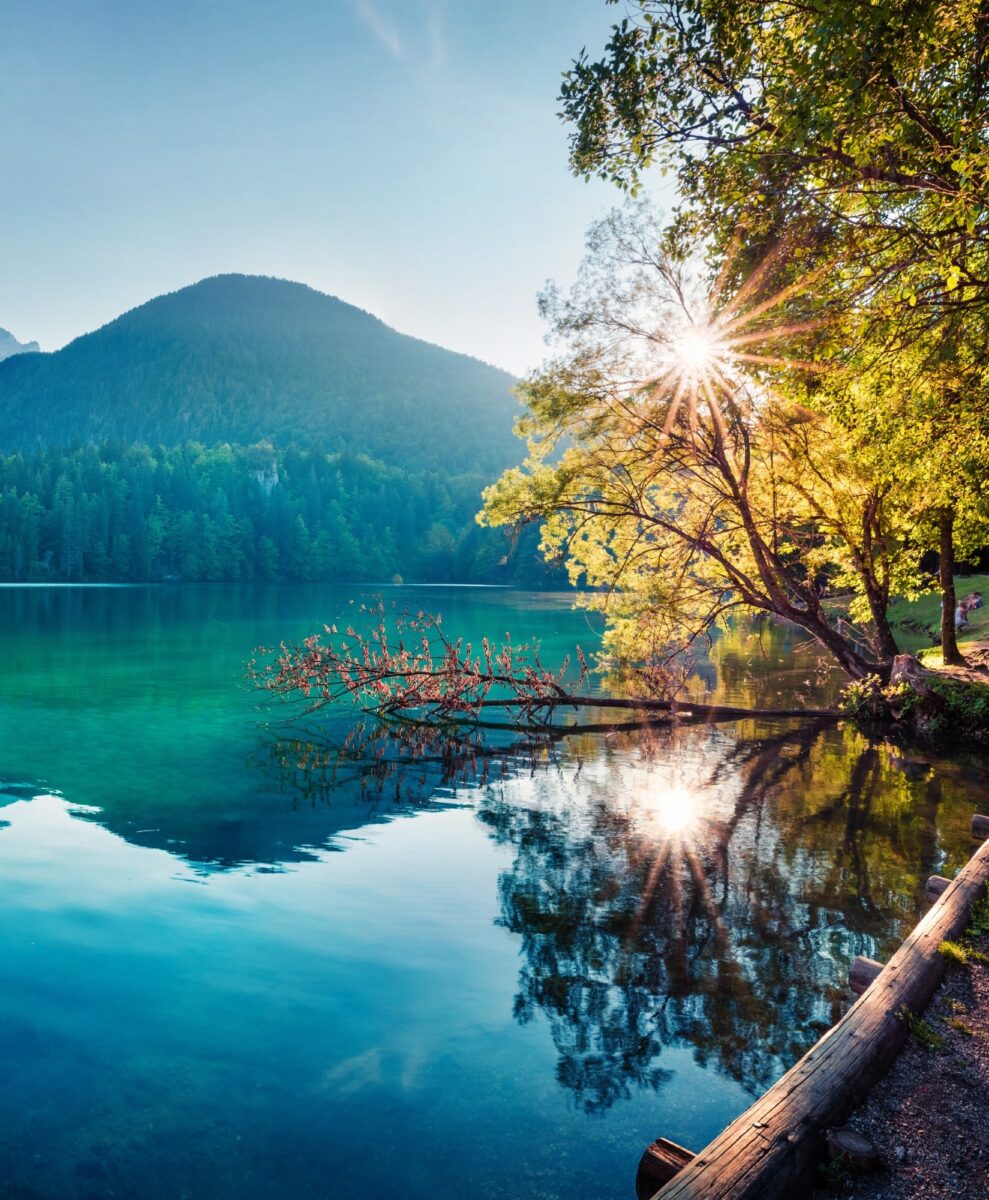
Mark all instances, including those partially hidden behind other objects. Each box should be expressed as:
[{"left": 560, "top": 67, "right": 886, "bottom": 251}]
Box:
[{"left": 249, "top": 600, "right": 838, "bottom": 726}]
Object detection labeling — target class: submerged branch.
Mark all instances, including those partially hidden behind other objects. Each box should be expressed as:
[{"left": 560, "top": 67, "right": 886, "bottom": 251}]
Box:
[{"left": 250, "top": 602, "right": 839, "bottom": 727}]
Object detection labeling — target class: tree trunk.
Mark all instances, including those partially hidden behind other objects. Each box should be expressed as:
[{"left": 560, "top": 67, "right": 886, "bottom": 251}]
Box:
[
  {"left": 938, "top": 507, "right": 965, "bottom": 666},
  {"left": 864, "top": 584, "right": 899, "bottom": 662},
  {"left": 859, "top": 494, "right": 899, "bottom": 661},
  {"left": 790, "top": 610, "right": 880, "bottom": 680}
]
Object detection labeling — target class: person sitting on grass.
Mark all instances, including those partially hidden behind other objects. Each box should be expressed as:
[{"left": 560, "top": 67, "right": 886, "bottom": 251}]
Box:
[{"left": 955, "top": 592, "right": 983, "bottom": 630}]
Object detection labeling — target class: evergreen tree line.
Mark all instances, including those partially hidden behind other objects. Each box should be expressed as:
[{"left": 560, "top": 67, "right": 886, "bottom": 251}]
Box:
[{"left": 0, "top": 441, "right": 557, "bottom": 585}]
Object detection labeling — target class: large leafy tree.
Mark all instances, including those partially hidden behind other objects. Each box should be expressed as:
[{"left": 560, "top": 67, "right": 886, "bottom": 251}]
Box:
[
  {"left": 561, "top": 0, "right": 988, "bottom": 310},
  {"left": 552, "top": 0, "right": 989, "bottom": 663},
  {"left": 816, "top": 345, "right": 989, "bottom": 663},
  {"left": 480, "top": 209, "right": 924, "bottom": 679}
]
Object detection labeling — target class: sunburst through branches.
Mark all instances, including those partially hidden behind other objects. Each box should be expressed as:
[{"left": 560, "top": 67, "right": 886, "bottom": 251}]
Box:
[
  {"left": 569, "top": 215, "right": 835, "bottom": 441},
  {"left": 647, "top": 248, "right": 831, "bottom": 440}
]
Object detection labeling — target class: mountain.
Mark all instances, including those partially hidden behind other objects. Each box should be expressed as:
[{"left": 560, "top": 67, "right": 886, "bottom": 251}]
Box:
[
  {"left": 0, "top": 328, "right": 40, "bottom": 362},
  {"left": 0, "top": 275, "right": 521, "bottom": 475},
  {"left": 0, "top": 276, "right": 560, "bottom": 586}
]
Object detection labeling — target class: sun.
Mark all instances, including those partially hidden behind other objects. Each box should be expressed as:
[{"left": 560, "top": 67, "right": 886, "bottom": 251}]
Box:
[
  {"left": 673, "top": 326, "right": 723, "bottom": 377},
  {"left": 652, "top": 783, "right": 699, "bottom": 835},
  {"left": 623, "top": 237, "right": 833, "bottom": 441}
]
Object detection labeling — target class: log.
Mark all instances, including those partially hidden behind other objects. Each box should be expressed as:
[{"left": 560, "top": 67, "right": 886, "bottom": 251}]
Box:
[
  {"left": 636, "top": 1139, "right": 696, "bottom": 1200},
  {"left": 926, "top": 875, "right": 951, "bottom": 902},
  {"left": 848, "top": 956, "right": 884, "bottom": 996},
  {"left": 650, "top": 837, "right": 989, "bottom": 1200},
  {"left": 471, "top": 694, "right": 840, "bottom": 721},
  {"left": 826, "top": 1127, "right": 878, "bottom": 1172},
  {"left": 972, "top": 814, "right": 989, "bottom": 840}
]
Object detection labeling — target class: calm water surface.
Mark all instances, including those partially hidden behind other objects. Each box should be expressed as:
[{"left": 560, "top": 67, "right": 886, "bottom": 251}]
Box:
[{"left": 1, "top": 584, "right": 987, "bottom": 1200}]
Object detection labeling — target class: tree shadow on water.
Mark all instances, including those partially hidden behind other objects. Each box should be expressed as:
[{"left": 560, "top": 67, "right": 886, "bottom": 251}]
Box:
[{"left": 260, "top": 714, "right": 966, "bottom": 1112}]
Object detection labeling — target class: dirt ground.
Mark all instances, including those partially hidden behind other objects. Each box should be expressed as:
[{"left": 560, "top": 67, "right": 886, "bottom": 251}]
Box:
[{"left": 811, "top": 931, "right": 989, "bottom": 1200}]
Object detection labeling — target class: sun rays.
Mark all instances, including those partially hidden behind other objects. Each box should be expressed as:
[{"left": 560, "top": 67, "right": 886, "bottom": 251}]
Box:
[
  {"left": 616, "top": 237, "right": 834, "bottom": 441},
  {"left": 623, "top": 767, "right": 734, "bottom": 963}
]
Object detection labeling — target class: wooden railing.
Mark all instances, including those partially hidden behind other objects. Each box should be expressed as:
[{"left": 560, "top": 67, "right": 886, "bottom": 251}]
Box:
[{"left": 636, "top": 814, "right": 989, "bottom": 1200}]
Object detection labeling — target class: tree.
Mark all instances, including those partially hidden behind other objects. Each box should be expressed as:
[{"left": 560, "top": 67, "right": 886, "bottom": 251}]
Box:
[
  {"left": 559, "top": 1, "right": 989, "bottom": 652},
  {"left": 808, "top": 342, "right": 989, "bottom": 664},
  {"left": 479, "top": 209, "right": 920, "bottom": 679},
  {"left": 561, "top": 1, "right": 989, "bottom": 320}
]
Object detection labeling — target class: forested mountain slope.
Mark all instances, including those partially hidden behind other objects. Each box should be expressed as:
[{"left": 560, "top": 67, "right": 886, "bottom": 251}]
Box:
[
  {"left": 0, "top": 442, "right": 551, "bottom": 584},
  {"left": 0, "top": 277, "right": 557, "bottom": 584},
  {"left": 0, "top": 275, "right": 520, "bottom": 475}
]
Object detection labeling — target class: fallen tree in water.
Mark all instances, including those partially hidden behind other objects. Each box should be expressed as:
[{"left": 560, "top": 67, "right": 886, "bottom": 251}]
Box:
[{"left": 250, "top": 602, "right": 837, "bottom": 728}]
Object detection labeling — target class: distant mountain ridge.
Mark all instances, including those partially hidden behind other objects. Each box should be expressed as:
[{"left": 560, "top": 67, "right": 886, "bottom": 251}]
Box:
[
  {"left": 0, "top": 327, "right": 40, "bottom": 362},
  {"left": 0, "top": 275, "right": 521, "bottom": 475},
  {"left": 0, "top": 275, "right": 560, "bottom": 586}
]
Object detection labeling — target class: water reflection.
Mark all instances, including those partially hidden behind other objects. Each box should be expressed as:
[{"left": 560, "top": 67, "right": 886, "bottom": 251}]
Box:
[
  {"left": 258, "top": 713, "right": 984, "bottom": 1111},
  {"left": 4, "top": 585, "right": 989, "bottom": 1198}
]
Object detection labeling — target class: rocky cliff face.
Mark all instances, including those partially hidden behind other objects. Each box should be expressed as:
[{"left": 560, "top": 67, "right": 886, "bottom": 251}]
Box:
[{"left": 0, "top": 328, "right": 40, "bottom": 362}]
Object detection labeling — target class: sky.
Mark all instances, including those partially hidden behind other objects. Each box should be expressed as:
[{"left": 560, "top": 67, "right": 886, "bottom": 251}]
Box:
[{"left": 0, "top": 0, "right": 665, "bottom": 375}]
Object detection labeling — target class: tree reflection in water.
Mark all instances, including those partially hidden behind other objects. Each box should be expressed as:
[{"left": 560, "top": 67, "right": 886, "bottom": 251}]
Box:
[{"left": 260, "top": 715, "right": 980, "bottom": 1112}]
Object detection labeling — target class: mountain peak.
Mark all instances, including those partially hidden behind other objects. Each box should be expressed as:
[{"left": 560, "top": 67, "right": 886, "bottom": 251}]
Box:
[
  {"left": 0, "top": 328, "right": 40, "bottom": 362},
  {"left": 0, "top": 275, "right": 519, "bottom": 476}
]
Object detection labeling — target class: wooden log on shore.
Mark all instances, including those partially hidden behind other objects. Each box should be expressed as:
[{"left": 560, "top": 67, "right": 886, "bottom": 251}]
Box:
[
  {"left": 648, "top": 836, "right": 989, "bottom": 1200},
  {"left": 848, "top": 956, "right": 883, "bottom": 996},
  {"left": 972, "top": 813, "right": 989, "bottom": 840},
  {"left": 926, "top": 875, "right": 951, "bottom": 902},
  {"left": 826, "top": 1127, "right": 878, "bottom": 1172},
  {"left": 636, "top": 1140, "right": 696, "bottom": 1200}
]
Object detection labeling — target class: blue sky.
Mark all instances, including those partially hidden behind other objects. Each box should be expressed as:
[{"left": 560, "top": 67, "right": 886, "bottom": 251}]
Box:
[{"left": 0, "top": 0, "right": 662, "bottom": 374}]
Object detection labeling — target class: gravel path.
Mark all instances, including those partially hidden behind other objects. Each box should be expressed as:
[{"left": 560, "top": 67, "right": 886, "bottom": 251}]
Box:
[{"left": 812, "top": 932, "right": 989, "bottom": 1200}]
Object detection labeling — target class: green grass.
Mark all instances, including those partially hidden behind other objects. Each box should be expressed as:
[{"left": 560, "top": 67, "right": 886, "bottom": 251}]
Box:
[
  {"left": 898, "top": 1004, "right": 945, "bottom": 1050},
  {"left": 969, "top": 890, "right": 989, "bottom": 938},
  {"left": 939, "top": 939, "right": 971, "bottom": 967},
  {"left": 888, "top": 573, "right": 989, "bottom": 655}
]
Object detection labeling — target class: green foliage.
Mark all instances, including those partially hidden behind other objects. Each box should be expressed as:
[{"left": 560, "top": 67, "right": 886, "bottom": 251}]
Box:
[
  {"left": 480, "top": 208, "right": 922, "bottom": 679},
  {"left": 968, "top": 889, "right": 989, "bottom": 938},
  {"left": 561, "top": 1, "right": 989, "bottom": 323},
  {"left": 897, "top": 1005, "right": 944, "bottom": 1051},
  {"left": 925, "top": 677, "right": 989, "bottom": 739},
  {"left": 0, "top": 275, "right": 521, "bottom": 478},
  {"left": 840, "top": 670, "right": 989, "bottom": 741},
  {"left": 938, "top": 940, "right": 970, "bottom": 967},
  {"left": 0, "top": 441, "right": 555, "bottom": 585},
  {"left": 838, "top": 675, "right": 890, "bottom": 723},
  {"left": 560, "top": 4, "right": 989, "bottom": 635}
]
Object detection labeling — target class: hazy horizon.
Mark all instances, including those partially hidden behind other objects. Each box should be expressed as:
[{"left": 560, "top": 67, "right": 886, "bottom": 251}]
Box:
[{"left": 0, "top": 270, "right": 531, "bottom": 375}]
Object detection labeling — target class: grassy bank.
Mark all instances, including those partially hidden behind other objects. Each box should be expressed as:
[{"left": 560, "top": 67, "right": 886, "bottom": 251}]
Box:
[
  {"left": 838, "top": 576, "right": 989, "bottom": 743},
  {"left": 888, "top": 573, "right": 989, "bottom": 663}
]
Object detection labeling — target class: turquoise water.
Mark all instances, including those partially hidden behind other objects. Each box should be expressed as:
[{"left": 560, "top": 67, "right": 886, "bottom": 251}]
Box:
[{"left": 1, "top": 585, "right": 987, "bottom": 1200}]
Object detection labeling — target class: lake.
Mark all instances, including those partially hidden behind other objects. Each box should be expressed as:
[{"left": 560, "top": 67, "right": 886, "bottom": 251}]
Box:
[{"left": 1, "top": 584, "right": 987, "bottom": 1200}]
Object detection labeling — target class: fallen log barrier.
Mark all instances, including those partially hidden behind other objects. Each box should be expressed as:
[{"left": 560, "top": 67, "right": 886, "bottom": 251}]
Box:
[
  {"left": 825, "top": 1127, "right": 878, "bottom": 1172},
  {"left": 972, "top": 813, "right": 989, "bottom": 840},
  {"left": 849, "top": 874, "right": 957, "bottom": 995},
  {"left": 635, "top": 1139, "right": 696, "bottom": 1200},
  {"left": 848, "top": 956, "right": 883, "bottom": 997},
  {"left": 644, "top": 827, "right": 989, "bottom": 1200},
  {"left": 926, "top": 874, "right": 951, "bottom": 902}
]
